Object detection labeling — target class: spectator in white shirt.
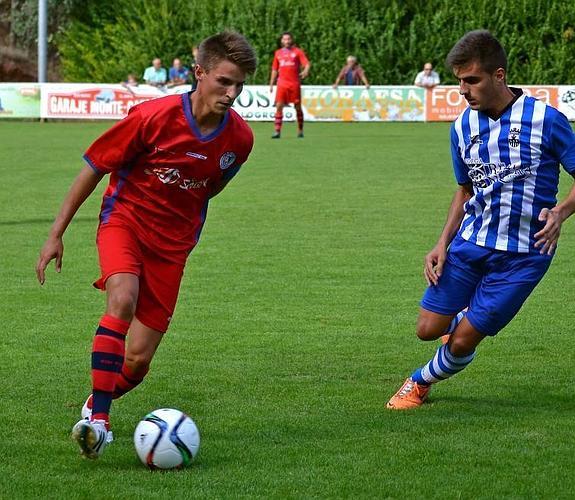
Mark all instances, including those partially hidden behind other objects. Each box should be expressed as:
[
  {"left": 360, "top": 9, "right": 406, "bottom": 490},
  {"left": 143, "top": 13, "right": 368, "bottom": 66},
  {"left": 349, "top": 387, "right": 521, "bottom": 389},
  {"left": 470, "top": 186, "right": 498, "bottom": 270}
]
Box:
[{"left": 414, "top": 62, "right": 440, "bottom": 89}]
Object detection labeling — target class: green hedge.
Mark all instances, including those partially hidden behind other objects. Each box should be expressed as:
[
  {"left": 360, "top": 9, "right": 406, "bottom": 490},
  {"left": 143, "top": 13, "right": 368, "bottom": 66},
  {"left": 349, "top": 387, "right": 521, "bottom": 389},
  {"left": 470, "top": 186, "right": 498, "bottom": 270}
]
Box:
[{"left": 57, "top": 0, "right": 575, "bottom": 85}]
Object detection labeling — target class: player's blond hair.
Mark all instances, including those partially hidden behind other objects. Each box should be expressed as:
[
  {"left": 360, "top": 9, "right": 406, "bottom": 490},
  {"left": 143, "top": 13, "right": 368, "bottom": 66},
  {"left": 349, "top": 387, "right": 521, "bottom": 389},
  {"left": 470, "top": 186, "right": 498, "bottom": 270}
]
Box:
[{"left": 197, "top": 32, "right": 257, "bottom": 75}]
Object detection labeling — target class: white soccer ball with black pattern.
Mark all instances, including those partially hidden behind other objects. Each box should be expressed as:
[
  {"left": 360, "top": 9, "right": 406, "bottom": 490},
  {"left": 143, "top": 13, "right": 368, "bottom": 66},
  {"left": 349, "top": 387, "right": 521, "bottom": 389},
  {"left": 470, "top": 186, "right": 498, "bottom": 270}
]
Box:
[{"left": 134, "top": 408, "right": 200, "bottom": 469}]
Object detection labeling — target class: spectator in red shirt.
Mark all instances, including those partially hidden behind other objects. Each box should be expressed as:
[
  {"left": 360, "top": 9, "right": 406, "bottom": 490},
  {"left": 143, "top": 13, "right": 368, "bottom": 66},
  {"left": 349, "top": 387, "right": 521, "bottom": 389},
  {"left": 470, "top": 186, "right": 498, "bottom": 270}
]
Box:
[{"left": 269, "top": 32, "right": 310, "bottom": 139}]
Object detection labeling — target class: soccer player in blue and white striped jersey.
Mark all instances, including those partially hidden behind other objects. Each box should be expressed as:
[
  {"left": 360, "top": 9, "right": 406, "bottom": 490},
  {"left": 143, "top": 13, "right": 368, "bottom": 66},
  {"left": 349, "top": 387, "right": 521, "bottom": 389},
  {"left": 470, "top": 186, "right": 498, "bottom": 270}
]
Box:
[{"left": 387, "top": 30, "right": 575, "bottom": 410}]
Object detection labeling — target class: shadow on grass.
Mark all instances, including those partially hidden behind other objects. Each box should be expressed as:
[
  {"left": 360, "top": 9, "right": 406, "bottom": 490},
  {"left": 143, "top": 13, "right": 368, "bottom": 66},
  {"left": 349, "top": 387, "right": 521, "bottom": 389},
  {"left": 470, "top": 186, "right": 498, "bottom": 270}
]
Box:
[{"left": 424, "top": 386, "right": 573, "bottom": 415}]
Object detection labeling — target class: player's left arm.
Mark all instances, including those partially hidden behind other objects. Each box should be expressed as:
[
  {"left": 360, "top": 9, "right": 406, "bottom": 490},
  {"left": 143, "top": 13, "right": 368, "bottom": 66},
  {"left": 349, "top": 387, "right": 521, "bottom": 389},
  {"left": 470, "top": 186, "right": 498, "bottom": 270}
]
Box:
[
  {"left": 359, "top": 67, "right": 370, "bottom": 88},
  {"left": 535, "top": 181, "right": 575, "bottom": 255},
  {"left": 209, "top": 164, "right": 242, "bottom": 199},
  {"left": 299, "top": 50, "right": 311, "bottom": 80},
  {"left": 534, "top": 112, "right": 575, "bottom": 255}
]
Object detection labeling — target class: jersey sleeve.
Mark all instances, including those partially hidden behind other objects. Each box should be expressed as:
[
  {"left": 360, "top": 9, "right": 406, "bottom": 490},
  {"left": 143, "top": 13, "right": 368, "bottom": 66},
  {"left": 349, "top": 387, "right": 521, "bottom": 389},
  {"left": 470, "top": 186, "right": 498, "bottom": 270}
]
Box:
[
  {"left": 450, "top": 122, "right": 469, "bottom": 184},
  {"left": 222, "top": 125, "right": 254, "bottom": 182},
  {"left": 549, "top": 111, "right": 575, "bottom": 174},
  {"left": 297, "top": 48, "right": 310, "bottom": 67},
  {"left": 83, "top": 105, "right": 146, "bottom": 174}
]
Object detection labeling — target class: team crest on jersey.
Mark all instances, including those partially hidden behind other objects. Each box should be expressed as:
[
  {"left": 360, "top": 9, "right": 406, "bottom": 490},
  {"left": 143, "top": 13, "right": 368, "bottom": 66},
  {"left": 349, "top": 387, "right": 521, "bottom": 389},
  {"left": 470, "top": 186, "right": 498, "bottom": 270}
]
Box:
[
  {"left": 508, "top": 127, "right": 521, "bottom": 148},
  {"left": 219, "top": 152, "right": 236, "bottom": 170}
]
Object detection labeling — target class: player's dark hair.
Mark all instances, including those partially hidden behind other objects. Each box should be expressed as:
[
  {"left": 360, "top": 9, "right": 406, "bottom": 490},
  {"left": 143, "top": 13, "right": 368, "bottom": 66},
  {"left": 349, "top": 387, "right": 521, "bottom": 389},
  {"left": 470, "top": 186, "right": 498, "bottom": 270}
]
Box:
[
  {"left": 446, "top": 30, "right": 507, "bottom": 74},
  {"left": 197, "top": 31, "right": 257, "bottom": 75},
  {"left": 278, "top": 32, "right": 294, "bottom": 47}
]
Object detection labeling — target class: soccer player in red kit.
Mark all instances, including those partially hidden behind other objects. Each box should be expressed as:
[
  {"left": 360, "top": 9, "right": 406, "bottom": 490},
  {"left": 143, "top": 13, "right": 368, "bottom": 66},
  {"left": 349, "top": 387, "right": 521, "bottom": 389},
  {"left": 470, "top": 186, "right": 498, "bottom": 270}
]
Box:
[
  {"left": 35, "top": 32, "right": 257, "bottom": 459},
  {"left": 269, "top": 32, "right": 310, "bottom": 139}
]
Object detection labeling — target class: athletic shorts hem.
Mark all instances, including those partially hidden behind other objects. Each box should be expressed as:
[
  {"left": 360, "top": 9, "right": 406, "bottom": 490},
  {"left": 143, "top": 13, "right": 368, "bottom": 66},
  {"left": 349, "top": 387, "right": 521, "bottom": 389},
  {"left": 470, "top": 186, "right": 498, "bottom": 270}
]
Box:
[
  {"left": 93, "top": 269, "right": 141, "bottom": 290},
  {"left": 135, "top": 313, "right": 169, "bottom": 334},
  {"left": 462, "top": 313, "right": 492, "bottom": 337},
  {"left": 419, "top": 300, "right": 461, "bottom": 317}
]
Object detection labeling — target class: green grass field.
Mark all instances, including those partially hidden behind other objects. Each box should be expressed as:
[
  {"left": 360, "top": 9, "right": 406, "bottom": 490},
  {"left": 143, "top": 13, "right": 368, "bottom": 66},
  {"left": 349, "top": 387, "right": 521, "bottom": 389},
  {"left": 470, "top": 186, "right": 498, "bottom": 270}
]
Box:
[{"left": 1, "top": 120, "right": 574, "bottom": 499}]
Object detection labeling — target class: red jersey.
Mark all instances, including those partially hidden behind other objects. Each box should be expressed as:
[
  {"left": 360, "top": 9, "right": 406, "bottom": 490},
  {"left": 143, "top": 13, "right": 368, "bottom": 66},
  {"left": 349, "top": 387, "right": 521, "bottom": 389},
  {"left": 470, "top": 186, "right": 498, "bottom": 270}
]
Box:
[
  {"left": 84, "top": 92, "right": 254, "bottom": 263},
  {"left": 272, "top": 46, "right": 309, "bottom": 87}
]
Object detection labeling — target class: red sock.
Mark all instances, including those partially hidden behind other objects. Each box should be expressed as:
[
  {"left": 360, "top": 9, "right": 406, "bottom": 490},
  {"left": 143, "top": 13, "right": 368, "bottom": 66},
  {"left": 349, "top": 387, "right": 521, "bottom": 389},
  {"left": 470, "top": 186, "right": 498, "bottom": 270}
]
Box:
[
  {"left": 274, "top": 111, "right": 283, "bottom": 132},
  {"left": 91, "top": 314, "right": 129, "bottom": 423},
  {"left": 113, "top": 363, "right": 149, "bottom": 399},
  {"left": 296, "top": 109, "right": 304, "bottom": 132}
]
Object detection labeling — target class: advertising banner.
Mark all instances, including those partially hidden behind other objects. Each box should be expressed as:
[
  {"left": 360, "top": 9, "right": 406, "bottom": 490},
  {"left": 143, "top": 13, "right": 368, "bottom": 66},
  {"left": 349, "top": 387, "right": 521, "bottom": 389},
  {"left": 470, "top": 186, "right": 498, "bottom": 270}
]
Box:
[
  {"left": 426, "top": 85, "right": 559, "bottom": 122},
  {"left": 40, "top": 83, "right": 191, "bottom": 119},
  {"left": 302, "top": 86, "right": 425, "bottom": 122},
  {"left": 0, "top": 83, "right": 570, "bottom": 122},
  {"left": 231, "top": 86, "right": 288, "bottom": 121},
  {"left": 558, "top": 86, "right": 575, "bottom": 121},
  {"left": 0, "top": 84, "right": 41, "bottom": 118},
  {"left": 232, "top": 85, "right": 426, "bottom": 122}
]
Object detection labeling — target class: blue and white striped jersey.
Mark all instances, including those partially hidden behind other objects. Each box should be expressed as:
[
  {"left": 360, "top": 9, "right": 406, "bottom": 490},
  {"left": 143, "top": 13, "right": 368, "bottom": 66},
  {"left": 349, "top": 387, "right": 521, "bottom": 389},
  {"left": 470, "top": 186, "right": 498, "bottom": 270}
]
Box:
[{"left": 451, "top": 89, "right": 575, "bottom": 253}]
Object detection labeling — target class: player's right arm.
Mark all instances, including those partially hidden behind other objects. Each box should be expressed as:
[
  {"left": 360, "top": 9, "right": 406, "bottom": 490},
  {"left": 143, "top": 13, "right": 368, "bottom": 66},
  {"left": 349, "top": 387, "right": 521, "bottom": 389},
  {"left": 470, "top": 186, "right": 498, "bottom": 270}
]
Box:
[
  {"left": 424, "top": 184, "right": 472, "bottom": 286},
  {"left": 269, "top": 69, "right": 278, "bottom": 91},
  {"left": 269, "top": 52, "right": 279, "bottom": 91},
  {"left": 36, "top": 165, "right": 104, "bottom": 285},
  {"left": 424, "top": 122, "right": 473, "bottom": 286}
]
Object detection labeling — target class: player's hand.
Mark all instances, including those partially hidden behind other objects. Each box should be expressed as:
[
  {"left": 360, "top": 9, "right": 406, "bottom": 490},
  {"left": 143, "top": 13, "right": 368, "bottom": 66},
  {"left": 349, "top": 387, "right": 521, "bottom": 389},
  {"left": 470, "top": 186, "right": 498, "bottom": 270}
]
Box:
[
  {"left": 424, "top": 244, "right": 447, "bottom": 286},
  {"left": 534, "top": 207, "right": 564, "bottom": 255},
  {"left": 36, "top": 236, "right": 64, "bottom": 285}
]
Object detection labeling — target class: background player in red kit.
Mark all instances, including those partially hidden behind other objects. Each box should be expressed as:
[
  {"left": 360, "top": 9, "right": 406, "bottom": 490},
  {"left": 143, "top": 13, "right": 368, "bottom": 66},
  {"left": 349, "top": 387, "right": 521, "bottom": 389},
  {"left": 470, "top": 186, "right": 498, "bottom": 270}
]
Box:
[
  {"left": 35, "top": 32, "right": 257, "bottom": 460},
  {"left": 269, "top": 32, "right": 310, "bottom": 139}
]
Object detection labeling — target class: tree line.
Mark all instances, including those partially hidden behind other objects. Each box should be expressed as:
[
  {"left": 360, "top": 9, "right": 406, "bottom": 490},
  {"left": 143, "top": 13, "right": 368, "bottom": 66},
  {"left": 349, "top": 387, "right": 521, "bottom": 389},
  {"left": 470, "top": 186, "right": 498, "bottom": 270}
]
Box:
[{"left": 7, "top": 0, "right": 575, "bottom": 85}]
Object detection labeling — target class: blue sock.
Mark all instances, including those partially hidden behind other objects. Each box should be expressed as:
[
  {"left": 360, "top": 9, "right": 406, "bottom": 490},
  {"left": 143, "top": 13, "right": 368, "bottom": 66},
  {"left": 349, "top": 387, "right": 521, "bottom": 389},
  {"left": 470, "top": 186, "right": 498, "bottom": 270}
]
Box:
[{"left": 411, "top": 344, "right": 475, "bottom": 385}]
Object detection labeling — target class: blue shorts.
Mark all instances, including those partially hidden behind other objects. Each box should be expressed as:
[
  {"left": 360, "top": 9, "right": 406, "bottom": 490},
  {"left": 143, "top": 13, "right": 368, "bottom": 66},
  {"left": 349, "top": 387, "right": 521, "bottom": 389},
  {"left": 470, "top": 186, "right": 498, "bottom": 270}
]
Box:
[{"left": 421, "top": 236, "right": 552, "bottom": 336}]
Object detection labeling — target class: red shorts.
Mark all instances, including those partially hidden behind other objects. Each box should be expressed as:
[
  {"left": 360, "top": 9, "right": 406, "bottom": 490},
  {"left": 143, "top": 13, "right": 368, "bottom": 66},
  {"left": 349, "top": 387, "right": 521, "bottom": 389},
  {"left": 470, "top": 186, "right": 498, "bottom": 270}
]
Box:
[
  {"left": 275, "top": 84, "right": 301, "bottom": 105},
  {"left": 94, "top": 222, "right": 185, "bottom": 333}
]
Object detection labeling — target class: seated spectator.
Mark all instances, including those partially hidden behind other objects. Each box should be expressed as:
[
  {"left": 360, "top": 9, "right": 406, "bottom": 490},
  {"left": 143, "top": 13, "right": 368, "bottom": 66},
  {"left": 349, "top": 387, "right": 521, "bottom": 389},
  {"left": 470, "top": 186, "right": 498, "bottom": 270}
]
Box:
[
  {"left": 333, "top": 56, "right": 370, "bottom": 88},
  {"left": 168, "top": 58, "right": 190, "bottom": 87},
  {"left": 143, "top": 58, "right": 167, "bottom": 88},
  {"left": 414, "top": 62, "right": 440, "bottom": 89},
  {"left": 124, "top": 73, "right": 139, "bottom": 86},
  {"left": 121, "top": 73, "right": 139, "bottom": 95}
]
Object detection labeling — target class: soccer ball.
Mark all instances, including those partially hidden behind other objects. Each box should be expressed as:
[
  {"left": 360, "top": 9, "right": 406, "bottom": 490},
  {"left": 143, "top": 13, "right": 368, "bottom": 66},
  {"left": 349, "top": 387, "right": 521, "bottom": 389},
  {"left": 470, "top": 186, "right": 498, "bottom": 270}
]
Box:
[{"left": 134, "top": 408, "right": 200, "bottom": 469}]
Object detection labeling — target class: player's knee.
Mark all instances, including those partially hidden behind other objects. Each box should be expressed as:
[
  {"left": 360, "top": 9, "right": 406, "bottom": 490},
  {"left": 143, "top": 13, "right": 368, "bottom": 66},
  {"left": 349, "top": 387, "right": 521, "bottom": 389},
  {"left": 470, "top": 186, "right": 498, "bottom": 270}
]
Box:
[
  {"left": 416, "top": 316, "right": 442, "bottom": 341},
  {"left": 106, "top": 289, "right": 137, "bottom": 321},
  {"left": 448, "top": 336, "right": 476, "bottom": 357}
]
